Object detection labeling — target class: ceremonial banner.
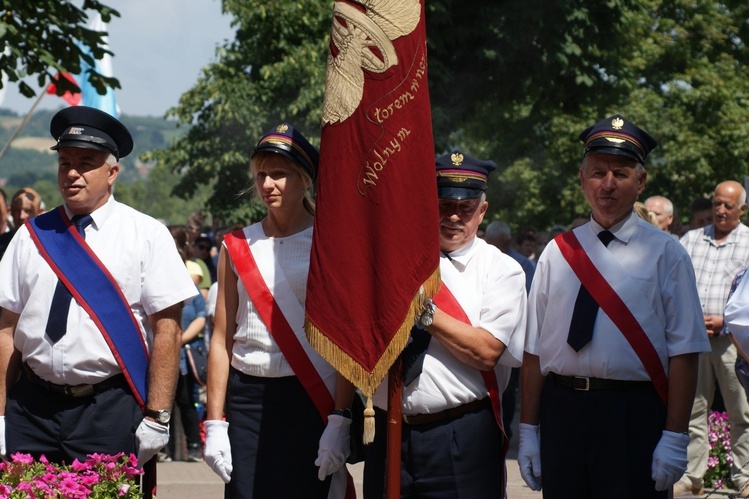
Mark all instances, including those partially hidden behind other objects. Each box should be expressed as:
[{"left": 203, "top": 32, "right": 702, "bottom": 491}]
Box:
[{"left": 305, "top": 0, "right": 440, "bottom": 411}]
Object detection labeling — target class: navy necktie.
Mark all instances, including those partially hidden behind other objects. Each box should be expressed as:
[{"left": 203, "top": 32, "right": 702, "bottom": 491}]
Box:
[
  {"left": 45, "top": 214, "right": 93, "bottom": 343},
  {"left": 566, "top": 230, "right": 615, "bottom": 351},
  {"left": 401, "top": 326, "right": 431, "bottom": 386}
]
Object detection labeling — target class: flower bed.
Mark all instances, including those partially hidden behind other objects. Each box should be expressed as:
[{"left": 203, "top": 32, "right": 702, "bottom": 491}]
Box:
[
  {"left": 0, "top": 452, "right": 142, "bottom": 498},
  {"left": 705, "top": 410, "right": 733, "bottom": 489}
]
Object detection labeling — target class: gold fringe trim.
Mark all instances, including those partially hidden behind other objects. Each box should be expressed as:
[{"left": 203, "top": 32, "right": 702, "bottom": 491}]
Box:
[{"left": 305, "top": 267, "right": 441, "bottom": 440}]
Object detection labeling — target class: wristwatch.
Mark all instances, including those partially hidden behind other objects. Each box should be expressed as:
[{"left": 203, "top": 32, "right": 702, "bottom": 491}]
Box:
[
  {"left": 144, "top": 408, "right": 172, "bottom": 425},
  {"left": 419, "top": 298, "right": 437, "bottom": 327},
  {"left": 332, "top": 408, "right": 353, "bottom": 419}
]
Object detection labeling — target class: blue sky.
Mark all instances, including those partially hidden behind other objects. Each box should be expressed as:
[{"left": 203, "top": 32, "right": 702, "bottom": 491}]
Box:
[{"left": 2, "top": 0, "right": 234, "bottom": 118}]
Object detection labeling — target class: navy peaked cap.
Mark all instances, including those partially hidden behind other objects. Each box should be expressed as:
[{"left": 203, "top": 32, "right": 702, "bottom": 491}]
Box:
[
  {"left": 435, "top": 150, "right": 497, "bottom": 200},
  {"left": 252, "top": 123, "right": 319, "bottom": 180},
  {"left": 579, "top": 115, "right": 657, "bottom": 165},
  {"left": 50, "top": 106, "right": 133, "bottom": 160}
]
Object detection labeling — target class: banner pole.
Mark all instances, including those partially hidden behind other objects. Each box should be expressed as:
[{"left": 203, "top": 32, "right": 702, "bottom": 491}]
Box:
[
  {"left": 0, "top": 90, "right": 47, "bottom": 164},
  {"left": 386, "top": 357, "right": 403, "bottom": 499}
]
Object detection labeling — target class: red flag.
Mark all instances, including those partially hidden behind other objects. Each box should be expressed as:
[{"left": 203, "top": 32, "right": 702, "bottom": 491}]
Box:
[
  {"left": 305, "top": 0, "right": 440, "bottom": 408},
  {"left": 46, "top": 72, "right": 82, "bottom": 106}
]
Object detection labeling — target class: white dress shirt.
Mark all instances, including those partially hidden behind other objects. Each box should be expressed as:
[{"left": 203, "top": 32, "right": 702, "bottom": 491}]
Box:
[
  {"left": 0, "top": 197, "right": 197, "bottom": 385},
  {"left": 526, "top": 212, "right": 708, "bottom": 380}
]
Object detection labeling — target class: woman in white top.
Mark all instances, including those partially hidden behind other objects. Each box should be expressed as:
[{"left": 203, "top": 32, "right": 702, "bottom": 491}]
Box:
[{"left": 204, "top": 124, "right": 352, "bottom": 499}]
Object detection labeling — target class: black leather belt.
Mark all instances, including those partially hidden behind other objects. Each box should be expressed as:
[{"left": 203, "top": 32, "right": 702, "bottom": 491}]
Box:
[
  {"left": 547, "top": 372, "right": 652, "bottom": 391},
  {"left": 22, "top": 363, "right": 127, "bottom": 398},
  {"left": 402, "top": 397, "right": 491, "bottom": 425}
]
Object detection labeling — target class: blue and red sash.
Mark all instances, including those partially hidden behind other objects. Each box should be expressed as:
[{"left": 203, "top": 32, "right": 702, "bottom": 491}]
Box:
[{"left": 27, "top": 207, "right": 149, "bottom": 408}]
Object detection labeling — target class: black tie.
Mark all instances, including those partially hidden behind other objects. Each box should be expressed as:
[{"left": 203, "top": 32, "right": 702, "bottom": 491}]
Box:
[
  {"left": 566, "top": 230, "right": 615, "bottom": 352},
  {"left": 45, "top": 214, "right": 93, "bottom": 343},
  {"left": 401, "top": 326, "right": 431, "bottom": 386}
]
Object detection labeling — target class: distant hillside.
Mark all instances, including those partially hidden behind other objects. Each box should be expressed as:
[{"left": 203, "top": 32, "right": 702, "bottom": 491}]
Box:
[{"left": 0, "top": 107, "right": 189, "bottom": 188}]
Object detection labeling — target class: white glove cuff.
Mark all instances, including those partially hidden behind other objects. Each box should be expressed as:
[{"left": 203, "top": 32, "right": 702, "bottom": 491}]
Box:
[{"left": 205, "top": 420, "right": 229, "bottom": 430}]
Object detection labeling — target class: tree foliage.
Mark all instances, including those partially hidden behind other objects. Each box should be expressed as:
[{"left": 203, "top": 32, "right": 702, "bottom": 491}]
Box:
[
  {"left": 153, "top": 0, "right": 749, "bottom": 233},
  {"left": 149, "top": 0, "right": 332, "bottom": 225},
  {"left": 0, "top": 1, "right": 120, "bottom": 98}
]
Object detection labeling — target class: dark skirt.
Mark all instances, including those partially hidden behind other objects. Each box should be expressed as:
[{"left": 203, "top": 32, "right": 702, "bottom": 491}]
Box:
[{"left": 224, "top": 369, "right": 331, "bottom": 499}]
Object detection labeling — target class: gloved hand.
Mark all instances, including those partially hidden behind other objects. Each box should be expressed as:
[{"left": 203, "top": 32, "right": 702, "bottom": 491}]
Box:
[
  {"left": 652, "top": 429, "right": 690, "bottom": 491},
  {"left": 315, "top": 414, "right": 352, "bottom": 480},
  {"left": 204, "top": 420, "right": 233, "bottom": 483},
  {"left": 518, "top": 423, "right": 542, "bottom": 491},
  {"left": 0, "top": 416, "right": 6, "bottom": 458},
  {"left": 135, "top": 418, "right": 169, "bottom": 468}
]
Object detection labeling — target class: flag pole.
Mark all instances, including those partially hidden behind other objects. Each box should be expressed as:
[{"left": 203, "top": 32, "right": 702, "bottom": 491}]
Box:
[
  {"left": 0, "top": 90, "right": 47, "bottom": 164},
  {"left": 386, "top": 358, "right": 403, "bottom": 499}
]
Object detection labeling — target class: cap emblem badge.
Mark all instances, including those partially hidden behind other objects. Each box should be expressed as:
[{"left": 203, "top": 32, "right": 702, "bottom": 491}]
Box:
[
  {"left": 69, "top": 127, "right": 85, "bottom": 135},
  {"left": 276, "top": 124, "right": 289, "bottom": 133},
  {"left": 611, "top": 117, "right": 624, "bottom": 130},
  {"left": 451, "top": 152, "right": 464, "bottom": 166}
]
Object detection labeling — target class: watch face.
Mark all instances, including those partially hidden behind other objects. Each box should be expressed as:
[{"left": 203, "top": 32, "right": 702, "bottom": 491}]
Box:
[{"left": 158, "top": 410, "right": 171, "bottom": 423}]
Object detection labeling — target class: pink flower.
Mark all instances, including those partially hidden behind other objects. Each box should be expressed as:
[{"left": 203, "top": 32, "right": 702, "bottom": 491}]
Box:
[
  {"left": 10, "top": 453, "right": 34, "bottom": 465},
  {"left": 119, "top": 483, "right": 131, "bottom": 496}
]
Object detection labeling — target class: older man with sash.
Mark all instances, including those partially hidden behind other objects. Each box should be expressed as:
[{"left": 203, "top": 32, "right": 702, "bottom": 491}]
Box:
[
  {"left": 0, "top": 107, "right": 196, "bottom": 477},
  {"left": 518, "top": 115, "right": 709, "bottom": 497},
  {"left": 364, "top": 151, "right": 527, "bottom": 498}
]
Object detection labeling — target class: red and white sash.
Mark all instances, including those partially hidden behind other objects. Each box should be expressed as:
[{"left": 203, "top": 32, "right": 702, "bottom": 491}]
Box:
[
  {"left": 224, "top": 225, "right": 354, "bottom": 499},
  {"left": 432, "top": 276, "right": 509, "bottom": 495},
  {"left": 556, "top": 228, "right": 668, "bottom": 405}
]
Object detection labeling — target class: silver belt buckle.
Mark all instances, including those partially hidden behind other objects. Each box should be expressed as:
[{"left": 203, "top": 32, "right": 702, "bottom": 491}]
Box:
[{"left": 574, "top": 376, "right": 591, "bottom": 391}]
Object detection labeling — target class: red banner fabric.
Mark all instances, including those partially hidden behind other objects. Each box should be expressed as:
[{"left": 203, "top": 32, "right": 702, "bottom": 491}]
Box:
[
  {"left": 46, "top": 73, "right": 82, "bottom": 106},
  {"left": 305, "top": 0, "right": 440, "bottom": 400}
]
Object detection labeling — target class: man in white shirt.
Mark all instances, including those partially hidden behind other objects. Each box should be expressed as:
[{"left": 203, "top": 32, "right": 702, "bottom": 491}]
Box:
[
  {"left": 0, "top": 107, "right": 196, "bottom": 471},
  {"left": 364, "top": 151, "right": 527, "bottom": 498},
  {"left": 519, "top": 115, "right": 708, "bottom": 498}
]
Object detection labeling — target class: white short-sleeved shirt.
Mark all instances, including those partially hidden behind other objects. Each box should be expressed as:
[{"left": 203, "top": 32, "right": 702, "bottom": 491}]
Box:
[
  {"left": 373, "top": 236, "right": 527, "bottom": 414},
  {"left": 227, "top": 223, "right": 313, "bottom": 378},
  {"left": 526, "top": 212, "right": 709, "bottom": 380},
  {"left": 0, "top": 197, "right": 198, "bottom": 385}
]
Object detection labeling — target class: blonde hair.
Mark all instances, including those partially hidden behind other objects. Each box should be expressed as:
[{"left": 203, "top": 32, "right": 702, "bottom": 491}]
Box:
[
  {"left": 249, "top": 153, "right": 315, "bottom": 215},
  {"left": 634, "top": 201, "right": 658, "bottom": 226}
]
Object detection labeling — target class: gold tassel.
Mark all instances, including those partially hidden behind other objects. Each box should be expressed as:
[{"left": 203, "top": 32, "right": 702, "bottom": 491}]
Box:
[{"left": 363, "top": 396, "right": 376, "bottom": 444}]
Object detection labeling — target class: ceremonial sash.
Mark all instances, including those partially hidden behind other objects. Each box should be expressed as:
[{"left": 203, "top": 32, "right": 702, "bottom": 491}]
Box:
[
  {"left": 556, "top": 230, "right": 668, "bottom": 405},
  {"left": 224, "top": 228, "right": 354, "bottom": 499},
  {"left": 27, "top": 207, "right": 149, "bottom": 407},
  {"left": 432, "top": 285, "right": 505, "bottom": 430}
]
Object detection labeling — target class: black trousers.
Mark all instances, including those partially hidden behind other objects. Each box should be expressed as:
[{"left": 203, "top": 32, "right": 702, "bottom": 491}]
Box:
[
  {"left": 364, "top": 405, "right": 505, "bottom": 499},
  {"left": 540, "top": 379, "right": 667, "bottom": 499},
  {"left": 6, "top": 374, "right": 142, "bottom": 464},
  {"left": 224, "top": 370, "right": 331, "bottom": 499}
]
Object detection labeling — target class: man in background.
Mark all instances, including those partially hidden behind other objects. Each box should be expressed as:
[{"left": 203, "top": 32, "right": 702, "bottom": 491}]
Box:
[
  {"left": 677, "top": 180, "right": 749, "bottom": 497},
  {"left": 9, "top": 187, "right": 43, "bottom": 230},
  {"left": 645, "top": 195, "right": 675, "bottom": 234}
]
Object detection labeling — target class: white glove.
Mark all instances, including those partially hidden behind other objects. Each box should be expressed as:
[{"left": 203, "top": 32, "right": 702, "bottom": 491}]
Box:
[
  {"left": 518, "top": 423, "right": 542, "bottom": 491},
  {"left": 204, "top": 420, "right": 233, "bottom": 483},
  {"left": 315, "top": 414, "right": 352, "bottom": 480},
  {"left": 0, "top": 416, "right": 6, "bottom": 458},
  {"left": 651, "top": 430, "right": 690, "bottom": 491},
  {"left": 135, "top": 418, "right": 169, "bottom": 468}
]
